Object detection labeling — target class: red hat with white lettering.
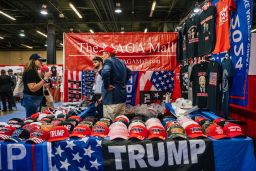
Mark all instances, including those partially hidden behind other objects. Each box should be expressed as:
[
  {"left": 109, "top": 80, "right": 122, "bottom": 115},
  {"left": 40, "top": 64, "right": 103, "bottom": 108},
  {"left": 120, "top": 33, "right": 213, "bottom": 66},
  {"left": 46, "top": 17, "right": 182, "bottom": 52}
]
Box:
[
  {"left": 223, "top": 122, "right": 245, "bottom": 138},
  {"left": 68, "top": 116, "right": 82, "bottom": 123},
  {"left": 70, "top": 125, "right": 91, "bottom": 138},
  {"left": 129, "top": 124, "right": 148, "bottom": 140},
  {"left": 27, "top": 129, "right": 50, "bottom": 144},
  {"left": 148, "top": 126, "right": 167, "bottom": 140},
  {"left": 0, "top": 125, "right": 16, "bottom": 140},
  {"left": 48, "top": 126, "right": 69, "bottom": 142},
  {"left": 91, "top": 123, "right": 109, "bottom": 138},
  {"left": 204, "top": 123, "right": 229, "bottom": 140},
  {"left": 185, "top": 124, "right": 207, "bottom": 139}
]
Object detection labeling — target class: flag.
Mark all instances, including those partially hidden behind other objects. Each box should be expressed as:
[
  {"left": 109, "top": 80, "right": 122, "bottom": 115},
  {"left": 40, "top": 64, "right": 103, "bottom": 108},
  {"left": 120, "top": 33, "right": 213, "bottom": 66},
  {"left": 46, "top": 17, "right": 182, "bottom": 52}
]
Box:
[{"left": 48, "top": 137, "right": 104, "bottom": 171}]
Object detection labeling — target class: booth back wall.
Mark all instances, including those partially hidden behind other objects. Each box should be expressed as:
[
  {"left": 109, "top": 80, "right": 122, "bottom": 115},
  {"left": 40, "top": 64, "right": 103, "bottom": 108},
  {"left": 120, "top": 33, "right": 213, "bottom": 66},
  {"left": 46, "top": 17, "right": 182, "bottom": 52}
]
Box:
[{"left": 0, "top": 50, "right": 63, "bottom": 65}]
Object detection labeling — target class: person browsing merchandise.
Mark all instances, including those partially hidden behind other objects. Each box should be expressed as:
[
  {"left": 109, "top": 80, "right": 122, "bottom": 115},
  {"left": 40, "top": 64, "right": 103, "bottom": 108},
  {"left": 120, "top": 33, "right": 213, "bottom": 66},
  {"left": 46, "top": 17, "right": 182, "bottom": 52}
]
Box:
[
  {"left": 92, "top": 56, "right": 104, "bottom": 118},
  {"left": 22, "top": 54, "right": 52, "bottom": 117},
  {"left": 101, "top": 46, "right": 131, "bottom": 119},
  {"left": 0, "top": 70, "right": 14, "bottom": 112}
]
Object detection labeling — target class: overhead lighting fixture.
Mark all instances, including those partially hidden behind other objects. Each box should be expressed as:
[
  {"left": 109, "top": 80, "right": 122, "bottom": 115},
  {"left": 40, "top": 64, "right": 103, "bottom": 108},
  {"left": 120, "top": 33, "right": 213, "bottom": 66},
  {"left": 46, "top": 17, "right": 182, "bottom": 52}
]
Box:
[
  {"left": 69, "top": 3, "right": 83, "bottom": 19},
  {"left": 193, "top": 2, "right": 201, "bottom": 13},
  {"left": 89, "top": 29, "right": 94, "bottom": 34},
  {"left": 0, "top": 36, "right": 4, "bottom": 39},
  {"left": 120, "top": 31, "right": 125, "bottom": 34},
  {"left": 251, "top": 28, "right": 256, "bottom": 33},
  {"left": 115, "top": 3, "right": 122, "bottom": 14},
  {"left": 144, "top": 28, "right": 148, "bottom": 33},
  {"left": 36, "top": 30, "right": 47, "bottom": 38},
  {"left": 40, "top": 4, "right": 48, "bottom": 15},
  {"left": 44, "top": 44, "right": 47, "bottom": 47},
  {"left": 19, "top": 30, "right": 25, "bottom": 37},
  {"left": 0, "top": 10, "right": 16, "bottom": 21},
  {"left": 149, "top": 1, "right": 156, "bottom": 17},
  {"left": 60, "top": 43, "right": 63, "bottom": 46},
  {"left": 21, "top": 44, "right": 33, "bottom": 49}
]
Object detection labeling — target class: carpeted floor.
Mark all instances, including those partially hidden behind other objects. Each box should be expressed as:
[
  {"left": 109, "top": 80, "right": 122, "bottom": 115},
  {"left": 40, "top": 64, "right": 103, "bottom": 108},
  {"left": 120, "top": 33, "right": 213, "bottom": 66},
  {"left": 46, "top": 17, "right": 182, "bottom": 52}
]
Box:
[{"left": 0, "top": 102, "right": 62, "bottom": 122}]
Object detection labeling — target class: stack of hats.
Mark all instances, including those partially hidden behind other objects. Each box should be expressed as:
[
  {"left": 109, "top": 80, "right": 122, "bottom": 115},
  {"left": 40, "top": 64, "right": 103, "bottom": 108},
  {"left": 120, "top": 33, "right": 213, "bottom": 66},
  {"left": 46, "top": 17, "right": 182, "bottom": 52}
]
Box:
[
  {"left": 128, "top": 116, "right": 147, "bottom": 140},
  {"left": 145, "top": 118, "right": 167, "bottom": 140},
  {"left": 91, "top": 118, "right": 111, "bottom": 138},
  {"left": 108, "top": 115, "right": 129, "bottom": 140}
]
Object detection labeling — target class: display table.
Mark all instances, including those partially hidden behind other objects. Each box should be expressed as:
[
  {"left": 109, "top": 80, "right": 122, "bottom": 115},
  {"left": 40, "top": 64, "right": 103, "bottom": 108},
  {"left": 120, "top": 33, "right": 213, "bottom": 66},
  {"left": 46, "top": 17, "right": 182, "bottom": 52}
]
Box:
[{"left": 0, "top": 137, "right": 255, "bottom": 171}]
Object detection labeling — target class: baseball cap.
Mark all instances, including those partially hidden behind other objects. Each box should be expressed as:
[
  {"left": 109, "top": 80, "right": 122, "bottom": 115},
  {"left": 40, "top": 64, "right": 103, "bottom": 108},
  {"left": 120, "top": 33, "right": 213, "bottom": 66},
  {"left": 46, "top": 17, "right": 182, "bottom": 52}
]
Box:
[
  {"left": 78, "top": 121, "right": 94, "bottom": 128},
  {"left": 128, "top": 121, "right": 146, "bottom": 132},
  {"left": 26, "top": 129, "right": 50, "bottom": 144},
  {"left": 66, "top": 118, "right": 79, "bottom": 127},
  {"left": 223, "top": 122, "right": 245, "bottom": 138},
  {"left": 68, "top": 116, "right": 82, "bottom": 123},
  {"left": 41, "top": 123, "right": 54, "bottom": 132},
  {"left": 148, "top": 126, "right": 167, "bottom": 140},
  {"left": 104, "top": 46, "right": 115, "bottom": 54},
  {"left": 48, "top": 126, "right": 70, "bottom": 142},
  {"left": 0, "top": 125, "right": 16, "bottom": 140},
  {"left": 30, "top": 113, "right": 40, "bottom": 120},
  {"left": 114, "top": 115, "right": 129, "bottom": 124},
  {"left": 203, "top": 123, "right": 228, "bottom": 140},
  {"left": 51, "top": 119, "right": 64, "bottom": 126},
  {"left": 165, "top": 121, "right": 176, "bottom": 130},
  {"left": 40, "top": 117, "right": 52, "bottom": 123},
  {"left": 5, "top": 128, "right": 30, "bottom": 143},
  {"left": 37, "top": 114, "right": 48, "bottom": 121},
  {"left": 91, "top": 123, "right": 109, "bottom": 138},
  {"left": 22, "top": 124, "right": 40, "bottom": 133},
  {"left": 167, "top": 123, "right": 187, "bottom": 140},
  {"left": 185, "top": 124, "right": 207, "bottom": 139},
  {"left": 29, "top": 54, "right": 46, "bottom": 62},
  {"left": 145, "top": 118, "right": 161, "bottom": 126},
  {"left": 70, "top": 125, "right": 91, "bottom": 138},
  {"left": 108, "top": 124, "right": 129, "bottom": 141},
  {"left": 60, "top": 122, "right": 75, "bottom": 133},
  {"left": 194, "top": 116, "right": 208, "bottom": 126},
  {"left": 162, "top": 116, "right": 176, "bottom": 127},
  {"left": 0, "top": 122, "right": 8, "bottom": 128},
  {"left": 128, "top": 124, "right": 147, "bottom": 140},
  {"left": 8, "top": 118, "right": 24, "bottom": 127},
  {"left": 213, "top": 118, "right": 226, "bottom": 127},
  {"left": 99, "top": 118, "right": 112, "bottom": 126},
  {"left": 24, "top": 119, "right": 37, "bottom": 124}
]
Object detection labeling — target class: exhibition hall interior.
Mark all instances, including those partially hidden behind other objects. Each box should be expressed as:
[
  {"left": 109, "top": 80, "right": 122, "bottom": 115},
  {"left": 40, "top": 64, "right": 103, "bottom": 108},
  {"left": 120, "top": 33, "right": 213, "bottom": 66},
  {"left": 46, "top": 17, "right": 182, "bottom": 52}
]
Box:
[{"left": 0, "top": 0, "right": 255, "bottom": 171}]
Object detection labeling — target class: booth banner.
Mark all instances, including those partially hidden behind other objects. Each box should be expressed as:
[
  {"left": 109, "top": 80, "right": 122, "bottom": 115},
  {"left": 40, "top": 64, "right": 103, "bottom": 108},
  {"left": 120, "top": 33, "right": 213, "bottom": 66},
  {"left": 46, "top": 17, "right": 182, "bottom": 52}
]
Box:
[
  {"left": 126, "top": 72, "right": 139, "bottom": 105},
  {"left": 229, "top": 0, "right": 253, "bottom": 106},
  {"left": 102, "top": 139, "right": 215, "bottom": 171},
  {"left": 0, "top": 142, "right": 48, "bottom": 171},
  {"left": 64, "top": 32, "right": 177, "bottom": 71}
]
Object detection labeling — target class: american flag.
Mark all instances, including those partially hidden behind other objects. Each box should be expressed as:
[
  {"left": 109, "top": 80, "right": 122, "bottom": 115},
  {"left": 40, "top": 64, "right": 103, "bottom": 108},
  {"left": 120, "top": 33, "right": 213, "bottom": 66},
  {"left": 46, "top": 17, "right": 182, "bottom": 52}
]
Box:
[
  {"left": 150, "top": 71, "right": 174, "bottom": 92},
  {"left": 48, "top": 137, "right": 104, "bottom": 171},
  {"left": 67, "top": 71, "right": 95, "bottom": 102}
]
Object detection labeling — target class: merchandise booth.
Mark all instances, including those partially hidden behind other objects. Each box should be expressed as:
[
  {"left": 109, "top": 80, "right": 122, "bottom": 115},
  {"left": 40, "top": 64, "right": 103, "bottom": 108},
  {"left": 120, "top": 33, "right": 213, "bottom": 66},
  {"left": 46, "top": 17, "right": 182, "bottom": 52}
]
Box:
[{"left": 0, "top": 0, "right": 255, "bottom": 171}]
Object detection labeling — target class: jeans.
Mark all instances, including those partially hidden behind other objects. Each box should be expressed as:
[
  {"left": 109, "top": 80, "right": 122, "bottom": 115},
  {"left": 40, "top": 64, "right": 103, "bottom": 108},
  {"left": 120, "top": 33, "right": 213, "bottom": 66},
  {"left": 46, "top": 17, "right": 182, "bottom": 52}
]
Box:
[{"left": 22, "top": 94, "right": 43, "bottom": 118}]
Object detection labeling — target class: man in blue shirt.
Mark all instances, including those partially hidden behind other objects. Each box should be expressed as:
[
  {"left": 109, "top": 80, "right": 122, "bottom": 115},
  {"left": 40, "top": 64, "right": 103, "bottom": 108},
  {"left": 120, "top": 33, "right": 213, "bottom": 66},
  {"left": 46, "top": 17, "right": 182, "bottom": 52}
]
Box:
[{"left": 101, "top": 46, "right": 131, "bottom": 119}]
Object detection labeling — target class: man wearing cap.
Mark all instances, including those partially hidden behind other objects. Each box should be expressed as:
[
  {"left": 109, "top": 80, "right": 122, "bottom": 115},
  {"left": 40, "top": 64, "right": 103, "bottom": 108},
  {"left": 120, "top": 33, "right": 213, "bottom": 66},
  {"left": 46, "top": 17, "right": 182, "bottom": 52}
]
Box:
[
  {"left": 22, "top": 54, "right": 52, "bottom": 117},
  {"left": 101, "top": 46, "right": 131, "bottom": 119},
  {"left": 92, "top": 56, "right": 104, "bottom": 118}
]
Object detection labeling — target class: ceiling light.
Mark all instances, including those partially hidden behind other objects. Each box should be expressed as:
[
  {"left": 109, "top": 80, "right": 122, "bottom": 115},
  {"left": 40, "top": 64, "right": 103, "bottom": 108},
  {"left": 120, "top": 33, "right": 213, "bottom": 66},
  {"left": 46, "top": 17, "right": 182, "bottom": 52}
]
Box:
[
  {"left": 0, "top": 10, "right": 16, "bottom": 21},
  {"left": 36, "top": 30, "right": 47, "bottom": 38},
  {"left": 69, "top": 3, "right": 83, "bottom": 19},
  {"left": 89, "top": 29, "right": 94, "bottom": 34},
  {"left": 121, "top": 31, "right": 125, "bottom": 34},
  {"left": 144, "top": 28, "right": 148, "bottom": 33},
  {"left": 251, "top": 29, "right": 256, "bottom": 33},
  {"left": 19, "top": 30, "right": 25, "bottom": 37},
  {"left": 193, "top": 2, "right": 201, "bottom": 13},
  {"left": 44, "top": 44, "right": 47, "bottom": 47},
  {"left": 40, "top": 4, "right": 48, "bottom": 15},
  {"left": 149, "top": 1, "right": 156, "bottom": 17},
  {"left": 60, "top": 43, "right": 63, "bottom": 46},
  {"left": 21, "top": 44, "right": 33, "bottom": 49},
  {"left": 115, "top": 3, "right": 122, "bottom": 14},
  {"left": 59, "top": 13, "right": 65, "bottom": 18},
  {"left": 0, "top": 36, "right": 4, "bottom": 39}
]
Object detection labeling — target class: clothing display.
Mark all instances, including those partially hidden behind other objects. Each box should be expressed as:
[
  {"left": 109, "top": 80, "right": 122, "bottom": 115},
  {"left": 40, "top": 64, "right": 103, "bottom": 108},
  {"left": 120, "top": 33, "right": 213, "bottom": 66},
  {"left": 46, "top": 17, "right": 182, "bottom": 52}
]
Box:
[
  {"left": 207, "top": 60, "right": 222, "bottom": 113},
  {"left": 172, "top": 65, "right": 181, "bottom": 100},
  {"left": 180, "top": 65, "right": 189, "bottom": 99},
  {"left": 221, "top": 57, "right": 234, "bottom": 117},
  {"left": 190, "top": 62, "right": 209, "bottom": 108},
  {"left": 176, "top": 29, "right": 184, "bottom": 61},
  {"left": 198, "top": 6, "right": 217, "bottom": 56},
  {"left": 188, "top": 62, "right": 195, "bottom": 102},
  {"left": 183, "top": 15, "right": 200, "bottom": 58},
  {"left": 181, "top": 26, "right": 187, "bottom": 60},
  {"left": 213, "top": 0, "right": 236, "bottom": 54}
]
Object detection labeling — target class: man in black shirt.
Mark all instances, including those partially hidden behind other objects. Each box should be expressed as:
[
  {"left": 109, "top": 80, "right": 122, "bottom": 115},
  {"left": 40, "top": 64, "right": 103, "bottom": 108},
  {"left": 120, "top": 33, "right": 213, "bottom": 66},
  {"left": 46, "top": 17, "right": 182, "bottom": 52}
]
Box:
[
  {"left": 198, "top": 6, "right": 217, "bottom": 56},
  {"left": 0, "top": 70, "right": 13, "bottom": 112}
]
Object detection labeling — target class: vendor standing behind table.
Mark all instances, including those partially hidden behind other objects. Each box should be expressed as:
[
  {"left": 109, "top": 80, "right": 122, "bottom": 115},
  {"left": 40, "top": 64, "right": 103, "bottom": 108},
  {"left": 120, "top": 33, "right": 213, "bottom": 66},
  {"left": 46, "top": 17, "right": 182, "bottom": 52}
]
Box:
[
  {"left": 101, "top": 46, "right": 131, "bottom": 120},
  {"left": 22, "top": 54, "right": 52, "bottom": 118},
  {"left": 92, "top": 56, "right": 104, "bottom": 119},
  {"left": 0, "top": 69, "right": 14, "bottom": 112}
]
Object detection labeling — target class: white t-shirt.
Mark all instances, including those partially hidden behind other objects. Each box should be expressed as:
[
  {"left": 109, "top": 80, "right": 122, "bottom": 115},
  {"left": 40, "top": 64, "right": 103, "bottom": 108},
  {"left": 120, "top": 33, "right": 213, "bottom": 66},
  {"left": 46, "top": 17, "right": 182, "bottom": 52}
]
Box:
[{"left": 93, "top": 72, "right": 103, "bottom": 94}]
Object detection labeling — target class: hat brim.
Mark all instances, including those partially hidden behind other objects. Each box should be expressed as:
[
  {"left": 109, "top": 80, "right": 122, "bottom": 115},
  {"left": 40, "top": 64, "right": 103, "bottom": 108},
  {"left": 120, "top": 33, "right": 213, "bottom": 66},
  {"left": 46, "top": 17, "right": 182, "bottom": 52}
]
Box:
[
  {"left": 0, "top": 134, "right": 10, "bottom": 140},
  {"left": 188, "top": 134, "right": 207, "bottom": 139},
  {"left": 47, "top": 137, "right": 68, "bottom": 142},
  {"left": 91, "top": 133, "right": 108, "bottom": 138},
  {"left": 27, "top": 137, "right": 44, "bottom": 144},
  {"left": 129, "top": 134, "right": 146, "bottom": 140},
  {"left": 148, "top": 134, "right": 166, "bottom": 140},
  {"left": 110, "top": 135, "right": 128, "bottom": 141},
  {"left": 5, "top": 137, "right": 22, "bottom": 143},
  {"left": 169, "top": 133, "right": 187, "bottom": 140},
  {"left": 70, "top": 132, "right": 90, "bottom": 138},
  {"left": 209, "top": 134, "right": 229, "bottom": 140},
  {"left": 39, "top": 58, "right": 47, "bottom": 62},
  {"left": 227, "top": 132, "right": 246, "bottom": 138}
]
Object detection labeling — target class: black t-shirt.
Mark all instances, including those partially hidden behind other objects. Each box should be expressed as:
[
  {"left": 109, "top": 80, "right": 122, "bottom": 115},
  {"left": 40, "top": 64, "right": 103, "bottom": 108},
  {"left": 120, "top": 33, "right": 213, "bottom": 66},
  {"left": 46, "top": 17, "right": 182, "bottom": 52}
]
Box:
[
  {"left": 207, "top": 60, "right": 222, "bottom": 113},
  {"left": 51, "top": 66, "right": 57, "bottom": 77},
  {"left": 198, "top": 6, "right": 216, "bottom": 56},
  {"left": 181, "top": 26, "right": 187, "bottom": 60},
  {"left": 176, "top": 29, "right": 183, "bottom": 61},
  {"left": 23, "top": 69, "right": 43, "bottom": 96},
  {"left": 190, "top": 62, "right": 209, "bottom": 108},
  {"left": 184, "top": 15, "right": 200, "bottom": 58},
  {"left": 180, "top": 65, "right": 189, "bottom": 99}
]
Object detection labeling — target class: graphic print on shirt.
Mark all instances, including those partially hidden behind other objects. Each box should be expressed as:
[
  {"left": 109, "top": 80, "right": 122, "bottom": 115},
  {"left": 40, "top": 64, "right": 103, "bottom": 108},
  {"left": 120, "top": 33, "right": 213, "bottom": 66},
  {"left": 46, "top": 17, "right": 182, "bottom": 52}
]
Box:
[
  {"left": 219, "top": 6, "right": 228, "bottom": 25},
  {"left": 209, "top": 72, "right": 217, "bottom": 86},
  {"left": 222, "top": 69, "right": 229, "bottom": 92},
  {"left": 197, "top": 72, "right": 207, "bottom": 96}
]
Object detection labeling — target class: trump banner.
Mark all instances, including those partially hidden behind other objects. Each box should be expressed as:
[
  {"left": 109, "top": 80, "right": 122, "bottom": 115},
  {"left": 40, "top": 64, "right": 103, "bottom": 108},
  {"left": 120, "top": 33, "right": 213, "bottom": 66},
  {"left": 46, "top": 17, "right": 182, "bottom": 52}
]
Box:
[{"left": 64, "top": 32, "right": 177, "bottom": 102}]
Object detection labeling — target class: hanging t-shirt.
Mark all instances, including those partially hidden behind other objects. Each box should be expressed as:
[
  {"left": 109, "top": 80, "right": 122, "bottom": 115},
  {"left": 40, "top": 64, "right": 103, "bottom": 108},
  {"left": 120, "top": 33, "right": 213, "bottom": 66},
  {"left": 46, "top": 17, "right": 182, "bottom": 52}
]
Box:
[
  {"left": 221, "top": 58, "right": 234, "bottom": 117},
  {"left": 184, "top": 15, "right": 200, "bottom": 58},
  {"left": 180, "top": 65, "right": 189, "bottom": 99},
  {"left": 198, "top": 6, "right": 217, "bottom": 56},
  {"left": 51, "top": 66, "right": 57, "bottom": 77},
  {"left": 190, "top": 62, "right": 209, "bottom": 108},
  {"left": 188, "top": 62, "right": 195, "bottom": 102},
  {"left": 176, "top": 29, "right": 183, "bottom": 61},
  {"left": 207, "top": 60, "right": 222, "bottom": 113},
  {"left": 172, "top": 65, "right": 181, "bottom": 100},
  {"left": 213, "top": 0, "right": 236, "bottom": 54},
  {"left": 181, "top": 26, "right": 187, "bottom": 60}
]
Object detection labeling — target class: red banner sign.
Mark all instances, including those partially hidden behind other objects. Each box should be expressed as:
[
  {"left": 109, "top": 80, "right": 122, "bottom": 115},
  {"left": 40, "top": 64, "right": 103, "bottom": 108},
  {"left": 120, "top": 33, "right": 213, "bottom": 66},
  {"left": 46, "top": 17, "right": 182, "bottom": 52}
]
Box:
[{"left": 64, "top": 32, "right": 177, "bottom": 71}]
